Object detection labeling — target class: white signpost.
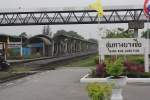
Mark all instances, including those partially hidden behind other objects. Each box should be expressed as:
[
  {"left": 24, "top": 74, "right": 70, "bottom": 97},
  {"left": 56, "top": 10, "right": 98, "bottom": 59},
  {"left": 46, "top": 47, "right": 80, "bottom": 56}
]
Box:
[
  {"left": 8, "top": 42, "right": 22, "bottom": 48},
  {"left": 100, "top": 38, "right": 149, "bottom": 72}
]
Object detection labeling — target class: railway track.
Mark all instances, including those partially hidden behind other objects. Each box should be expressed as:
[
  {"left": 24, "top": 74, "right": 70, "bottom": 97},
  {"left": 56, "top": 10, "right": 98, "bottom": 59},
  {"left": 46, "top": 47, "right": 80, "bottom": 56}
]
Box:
[{"left": 8, "top": 51, "right": 97, "bottom": 68}]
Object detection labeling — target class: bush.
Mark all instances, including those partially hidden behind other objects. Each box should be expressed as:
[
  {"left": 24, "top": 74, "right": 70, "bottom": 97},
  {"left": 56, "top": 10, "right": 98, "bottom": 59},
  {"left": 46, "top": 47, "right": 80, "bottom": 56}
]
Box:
[
  {"left": 95, "top": 63, "right": 106, "bottom": 77},
  {"left": 94, "top": 56, "right": 99, "bottom": 64},
  {"left": 124, "top": 61, "right": 144, "bottom": 73},
  {"left": 125, "top": 72, "right": 150, "bottom": 78},
  {"left": 106, "top": 58, "right": 124, "bottom": 78},
  {"left": 90, "top": 63, "right": 106, "bottom": 78},
  {"left": 86, "top": 83, "right": 112, "bottom": 100},
  {"left": 90, "top": 68, "right": 96, "bottom": 77},
  {"left": 126, "top": 56, "right": 144, "bottom": 65}
]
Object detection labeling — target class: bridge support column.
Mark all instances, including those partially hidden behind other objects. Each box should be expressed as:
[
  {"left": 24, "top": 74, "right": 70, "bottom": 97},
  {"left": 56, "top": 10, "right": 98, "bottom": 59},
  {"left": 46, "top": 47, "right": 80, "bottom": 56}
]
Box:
[
  {"left": 70, "top": 40, "right": 73, "bottom": 53},
  {"left": 73, "top": 40, "right": 76, "bottom": 53},
  {"left": 52, "top": 40, "right": 54, "bottom": 56},
  {"left": 42, "top": 42, "right": 45, "bottom": 56},
  {"left": 65, "top": 41, "right": 68, "bottom": 54},
  {"left": 68, "top": 41, "right": 70, "bottom": 54},
  {"left": 79, "top": 41, "right": 81, "bottom": 52},
  {"left": 134, "top": 28, "right": 139, "bottom": 38},
  {"left": 56, "top": 43, "right": 59, "bottom": 56}
]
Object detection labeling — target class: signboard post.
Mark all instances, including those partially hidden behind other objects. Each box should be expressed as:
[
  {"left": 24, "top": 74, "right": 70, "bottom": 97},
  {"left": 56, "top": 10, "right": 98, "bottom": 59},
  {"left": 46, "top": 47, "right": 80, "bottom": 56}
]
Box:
[
  {"left": 0, "top": 42, "right": 6, "bottom": 60},
  {"left": 144, "top": 39, "right": 149, "bottom": 72},
  {"left": 100, "top": 38, "right": 149, "bottom": 72},
  {"left": 99, "top": 37, "right": 105, "bottom": 63}
]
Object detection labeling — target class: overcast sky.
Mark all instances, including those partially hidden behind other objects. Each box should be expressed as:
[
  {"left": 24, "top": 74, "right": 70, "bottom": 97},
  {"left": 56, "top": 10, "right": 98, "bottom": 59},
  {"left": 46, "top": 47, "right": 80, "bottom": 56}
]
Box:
[{"left": 0, "top": 0, "right": 145, "bottom": 39}]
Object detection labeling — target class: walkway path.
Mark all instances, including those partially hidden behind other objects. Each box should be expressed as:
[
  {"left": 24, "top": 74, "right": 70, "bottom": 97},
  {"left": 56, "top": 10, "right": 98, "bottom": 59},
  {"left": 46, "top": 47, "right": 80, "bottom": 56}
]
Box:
[
  {"left": 0, "top": 67, "right": 150, "bottom": 100},
  {"left": 0, "top": 67, "right": 90, "bottom": 100}
]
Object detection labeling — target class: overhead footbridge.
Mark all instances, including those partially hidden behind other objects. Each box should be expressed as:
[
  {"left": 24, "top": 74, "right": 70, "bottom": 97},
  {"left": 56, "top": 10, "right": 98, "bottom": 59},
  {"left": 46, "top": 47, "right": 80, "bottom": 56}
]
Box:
[{"left": 0, "top": 5, "right": 148, "bottom": 26}]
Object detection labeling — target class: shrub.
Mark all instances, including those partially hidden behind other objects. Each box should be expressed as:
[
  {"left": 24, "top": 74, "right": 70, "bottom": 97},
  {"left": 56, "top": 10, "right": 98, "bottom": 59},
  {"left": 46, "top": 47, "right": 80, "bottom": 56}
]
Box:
[
  {"left": 94, "top": 56, "right": 99, "bottom": 64},
  {"left": 86, "top": 83, "right": 112, "bottom": 100},
  {"left": 127, "top": 56, "right": 144, "bottom": 65},
  {"left": 90, "top": 68, "right": 96, "bottom": 77},
  {"left": 95, "top": 63, "right": 106, "bottom": 77},
  {"left": 124, "top": 61, "right": 144, "bottom": 73},
  {"left": 125, "top": 72, "right": 150, "bottom": 78},
  {"left": 106, "top": 58, "right": 124, "bottom": 78}
]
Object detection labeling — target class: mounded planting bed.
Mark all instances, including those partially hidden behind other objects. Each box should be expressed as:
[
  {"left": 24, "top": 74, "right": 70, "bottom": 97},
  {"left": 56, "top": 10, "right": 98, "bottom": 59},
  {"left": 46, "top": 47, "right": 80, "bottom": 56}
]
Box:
[
  {"left": 81, "top": 55, "right": 150, "bottom": 83},
  {"left": 80, "top": 63, "right": 150, "bottom": 83},
  {"left": 80, "top": 74, "right": 150, "bottom": 83}
]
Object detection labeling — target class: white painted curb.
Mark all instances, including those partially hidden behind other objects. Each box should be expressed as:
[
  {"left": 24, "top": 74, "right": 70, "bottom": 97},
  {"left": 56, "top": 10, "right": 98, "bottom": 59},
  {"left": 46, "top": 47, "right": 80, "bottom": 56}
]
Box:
[{"left": 80, "top": 74, "right": 150, "bottom": 83}]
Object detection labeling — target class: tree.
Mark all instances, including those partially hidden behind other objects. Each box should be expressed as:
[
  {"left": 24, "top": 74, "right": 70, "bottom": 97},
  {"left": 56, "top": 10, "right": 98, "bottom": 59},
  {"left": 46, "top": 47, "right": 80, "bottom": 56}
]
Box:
[
  {"left": 54, "top": 30, "right": 84, "bottom": 39},
  {"left": 19, "top": 32, "right": 28, "bottom": 45},
  {"left": 88, "top": 38, "right": 98, "bottom": 44},
  {"left": 19, "top": 32, "right": 28, "bottom": 38},
  {"left": 42, "top": 25, "right": 52, "bottom": 37},
  {"left": 141, "top": 29, "right": 150, "bottom": 39},
  {"left": 105, "top": 28, "right": 134, "bottom": 38}
]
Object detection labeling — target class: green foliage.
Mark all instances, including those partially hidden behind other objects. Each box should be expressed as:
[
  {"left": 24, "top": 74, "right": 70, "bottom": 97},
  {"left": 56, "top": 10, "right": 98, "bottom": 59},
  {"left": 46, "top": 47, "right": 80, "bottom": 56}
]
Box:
[
  {"left": 86, "top": 83, "right": 112, "bottom": 100},
  {"left": 105, "top": 28, "right": 134, "bottom": 38},
  {"left": 64, "top": 55, "right": 96, "bottom": 67},
  {"left": 94, "top": 56, "right": 99, "bottom": 64},
  {"left": 125, "top": 72, "right": 150, "bottom": 78},
  {"left": 127, "top": 55, "right": 144, "bottom": 64},
  {"left": 19, "top": 32, "right": 27, "bottom": 37},
  {"left": 54, "top": 30, "right": 84, "bottom": 39},
  {"left": 90, "top": 67, "right": 96, "bottom": 77},
  {"left": 88, "top": 39, "right": 98, "bottom": 44},
  {"left": 141, "top": 29, "right": 150, "bottom": 39},
  {"left": 106, "top": 59, "right": 124, "bottom": 78}
]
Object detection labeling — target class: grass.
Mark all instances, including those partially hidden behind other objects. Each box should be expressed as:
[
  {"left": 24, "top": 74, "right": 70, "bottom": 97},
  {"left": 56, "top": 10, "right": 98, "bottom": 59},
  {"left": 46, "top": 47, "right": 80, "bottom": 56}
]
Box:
[
  {"left": 0, "top": 72, "right": 15, "bottom": 79},
  {"left": 105, "top": 55, "right": 144, "bottom": 64},
  {"left": 64, "top": 54, "right": 97, "bottom": 67},
  {"left": 0, "top": 54, "right": 144, "bottom": 81},
  {"left": 11, "top": 66, "right": 33, "bottom": 73},
  {"left": 63, "top": 54, "right": 144, "bottom": 67},
  {"left": 0, "top": 65, "right": 33, "bottom": 80}
]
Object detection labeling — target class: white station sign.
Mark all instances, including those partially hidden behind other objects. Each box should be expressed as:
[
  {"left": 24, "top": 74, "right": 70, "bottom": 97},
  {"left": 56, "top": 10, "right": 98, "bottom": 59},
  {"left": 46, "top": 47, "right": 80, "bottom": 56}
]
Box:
[
  {"left": 100, "top": 38, "right": 148, "bottom": 55},
  {"left": 8, "top": 42, "right": 22, "bottom": 48}
]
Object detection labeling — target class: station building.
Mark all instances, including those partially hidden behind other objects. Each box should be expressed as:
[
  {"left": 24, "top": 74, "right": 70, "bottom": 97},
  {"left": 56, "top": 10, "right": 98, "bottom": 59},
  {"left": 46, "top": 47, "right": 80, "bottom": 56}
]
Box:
[
  {"left": 0, "top": 34, "right": 27, "bottom": 59},
  {"left": 0, "top": 33, "right": 98, "bottom": 60}
]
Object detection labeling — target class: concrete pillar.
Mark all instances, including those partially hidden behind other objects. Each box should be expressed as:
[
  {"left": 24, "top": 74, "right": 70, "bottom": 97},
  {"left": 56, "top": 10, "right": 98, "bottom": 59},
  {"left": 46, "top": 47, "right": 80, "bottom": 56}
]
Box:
[
  {"left": 79, "top": 41, "right": 81, "bottom": 52},
  {"left": 86, "top": 42, "right": 89, "bottom": 51},
  {"left": 73, "top": 40, "right": 74, "bottom": 53},
  {"left": 59, "top": 42, "right": 61, "bottom": 55},
  {"left": 70, "top": 41, "right": 72, "bottom": 54},
  {"left": 56, "top": 43, "right": 59, "bottom": 56},
  {"left": 65, "top": 41, "right": 68, "bottom": 54},
  {"left": 52, "top": 40, "right": 54, "bottom": 56},
  {"left": 75, "top": 40, "right": 77, "bottom": 53},
  {"left": 73, "top": 40, "right": 75, "bottom": 53},
  {"left": 42, "top": 42, "right": 45, "bottom": 56},
  {"left": 134, "top": 28, "right": 139, "bottom": 38},
  {"left": 67, "top": 40, "right": 70, "bottom": 54}
]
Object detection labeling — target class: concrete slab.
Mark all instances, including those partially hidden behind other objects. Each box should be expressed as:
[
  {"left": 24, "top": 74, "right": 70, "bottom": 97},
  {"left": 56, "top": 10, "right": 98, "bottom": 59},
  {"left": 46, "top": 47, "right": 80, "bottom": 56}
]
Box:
[
  {"left": 0, "top": 67, "right": 90, "bottom": 100},
  {"left": 0, "top": 67, "right": 150, "bottom": 100}
]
